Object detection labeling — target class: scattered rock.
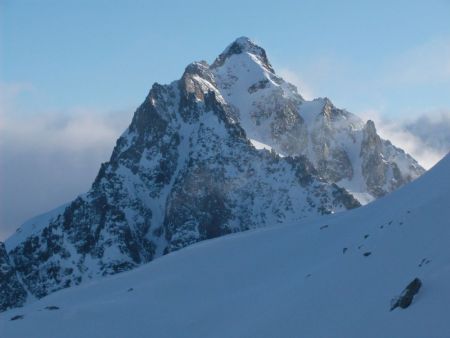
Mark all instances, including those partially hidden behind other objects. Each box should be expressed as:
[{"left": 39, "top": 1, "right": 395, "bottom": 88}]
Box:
[
  {"left": 342, "top": 247, "right": 348, "bottom": 254},
  {"left": 390, "top": 278, "right": 422, "bottom": 311},
  {"left": 127, "top": 288, "right": 134, "bottom": 292},
  {"left": 363, "top": 252, "right": 372, "bottom": 257},
  {"left": 45, "top": 306, "right": 59, "bottom": 310},
  {"left": 10, "top": 315, "right": 24, "bottom": 321},
  {"left": 418, "top": 258, "right": 431, "bottom": 267},
  {"left": 364, "top": 234, "right": 370, "bottom": 239},
  {"left": 320, "top": 225, "right": 329, "bottom": 230}
]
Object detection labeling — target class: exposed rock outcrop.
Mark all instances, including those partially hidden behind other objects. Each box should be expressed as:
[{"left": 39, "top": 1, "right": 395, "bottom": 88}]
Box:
[
  {"left": 390, "top": 278, "right": 422, "bottom": 311},
  {"left": 0, "top": 243, "right": 27, "bottom": 312}
]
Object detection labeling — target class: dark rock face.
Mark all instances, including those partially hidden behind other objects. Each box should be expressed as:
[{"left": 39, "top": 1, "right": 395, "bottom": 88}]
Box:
[
  {"left": 360, "top": 120, "right": 423, "bottom": 198},
  {"left": 256, "top": 88, "right": 307, "bottom": 156},
  {"left": 361, "top": 120, "right": 387, "bottom": 197},
  {"left": 0, "top": 243, "right": 27, "bottom": 312},
  {"left": 211, "top": 36, "right": 275, "bottom": 73},
  {"left": 310, "top": 109, "right": 354, "bottom": 184},
  {"left": 390, "top": 278, "right": 422, "bottom": 311}
]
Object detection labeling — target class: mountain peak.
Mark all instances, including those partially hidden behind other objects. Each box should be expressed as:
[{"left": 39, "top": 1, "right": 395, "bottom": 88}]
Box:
[
  {"left": 228, "top": 36, "right": 261, "bottom": 53},
  {"left": 211, "top": 36, "right": 274, "bottom": 73},
  {"left": 180, "top": 60, "right": 217, "bottom": 102},
  {"left": 183, "top": 60, "right": 210, "bottom": 76}
]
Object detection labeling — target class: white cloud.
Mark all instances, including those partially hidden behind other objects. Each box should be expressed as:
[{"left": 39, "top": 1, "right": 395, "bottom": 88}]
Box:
[
  {"left": 278, "top": 68, "right": 315, "bottom": 100},
  {"left": 0, "top": 82, "right": 35, "bottom": 115},
  {"left": 0, "top": 109, "right": 129, "bottom": 152},
  {"left": 360, "top": 109, "right": 450, "bottom": 170},
  {"left": 0, "top": 83, "right": 132, "bottom": 240}
]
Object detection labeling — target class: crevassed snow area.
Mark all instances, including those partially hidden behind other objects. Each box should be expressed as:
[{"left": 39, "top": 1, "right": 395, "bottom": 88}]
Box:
[{"left": 1, "top": 155, "right": 449, "bottom": 338}]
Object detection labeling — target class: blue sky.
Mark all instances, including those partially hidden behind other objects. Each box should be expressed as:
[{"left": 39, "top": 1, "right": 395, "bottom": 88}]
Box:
[
  {"left": 2, "top": 0, "right": 450, "bottom": 116},
  {"left": 1, "top": 0, "right": 450, "bottom": 239}
]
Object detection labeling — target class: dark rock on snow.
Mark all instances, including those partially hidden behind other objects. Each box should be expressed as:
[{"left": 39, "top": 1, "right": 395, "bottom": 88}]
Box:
[{"left": 390, "top": 278, "right": 422, "bottom": 311}]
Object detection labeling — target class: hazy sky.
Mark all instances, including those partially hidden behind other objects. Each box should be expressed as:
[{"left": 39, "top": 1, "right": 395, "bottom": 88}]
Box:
[{"left": 1, "top": 0, "right": 450, "bottom": 239}]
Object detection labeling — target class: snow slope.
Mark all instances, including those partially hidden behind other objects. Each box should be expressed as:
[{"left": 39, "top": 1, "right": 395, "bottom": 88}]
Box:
[
  {"left": 4, "top": 203, "right": 69, "bottom": 252},
  {"left": 2, "top": 154, "right": 448, "bottom": 338}
]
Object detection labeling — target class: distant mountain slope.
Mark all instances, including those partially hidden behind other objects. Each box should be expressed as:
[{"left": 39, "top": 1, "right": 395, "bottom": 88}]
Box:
[
  {"left": 0, "top": 37, "right": 424, "bottom": 312},
  {"left": 1, "top": 154, "right": 448, "bottom": 338}
]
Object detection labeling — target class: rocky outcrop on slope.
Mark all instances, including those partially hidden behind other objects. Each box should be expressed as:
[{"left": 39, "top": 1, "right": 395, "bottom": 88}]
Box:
[
  {"left": 390, "top": 278, "right": 422, "bottom": 311},
  {"left": 0, "top": 243, "right": 27, "bottom": 311}
]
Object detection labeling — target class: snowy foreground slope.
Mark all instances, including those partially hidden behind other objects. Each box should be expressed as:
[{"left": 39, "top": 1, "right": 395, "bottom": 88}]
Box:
[{"left": 2, "top": 154, "right": 448, "bottom": 338}]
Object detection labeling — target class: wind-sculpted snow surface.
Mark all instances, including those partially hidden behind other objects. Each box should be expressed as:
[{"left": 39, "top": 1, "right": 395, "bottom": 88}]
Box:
[
  {"left": 0, "top": 37, "right": 423, "bottom": 311},
  {"left": 1, "top": 155, "right": 448, "bottom": 338}
]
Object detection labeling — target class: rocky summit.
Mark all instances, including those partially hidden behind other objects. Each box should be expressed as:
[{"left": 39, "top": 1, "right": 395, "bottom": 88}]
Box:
[{"left": 0, "top": 37, "right": 423, "bottom": 312}]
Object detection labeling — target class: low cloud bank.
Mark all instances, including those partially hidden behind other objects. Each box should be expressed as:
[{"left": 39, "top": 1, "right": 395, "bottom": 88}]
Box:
[
  {"left": 0, "top": 104, "right": 131, "bottom": 240},
  {"left": 364, "top": 110, "right": 450, "bottom": 170}
]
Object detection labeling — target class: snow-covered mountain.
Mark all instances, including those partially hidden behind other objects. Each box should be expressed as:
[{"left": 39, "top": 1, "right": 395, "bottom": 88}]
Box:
[
  {"left": 0, "top": 37, "right": 423, "bottom": 312},
  {"left": 1, "top": 153, "right": 448, "bottom": 338},
  {"left": 211, "top": 37, "right": 424, "bottom": 203}
]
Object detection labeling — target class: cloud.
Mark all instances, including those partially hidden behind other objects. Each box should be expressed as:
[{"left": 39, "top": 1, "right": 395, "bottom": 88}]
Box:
[
  {"left": 0, "top": 82, "right": 35, "bottom": 114},
  {"left": 0, "top": 109, "right": 129, "bottom": 152},
  {"left": 278, "top": 68, "right": 315, "bottom": 100},
  {"left": 361, "top": 109, "right": 450, "bottom": 170},
  {"left": 0, "top": 83, "right": 132, "bottom": 240}
]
